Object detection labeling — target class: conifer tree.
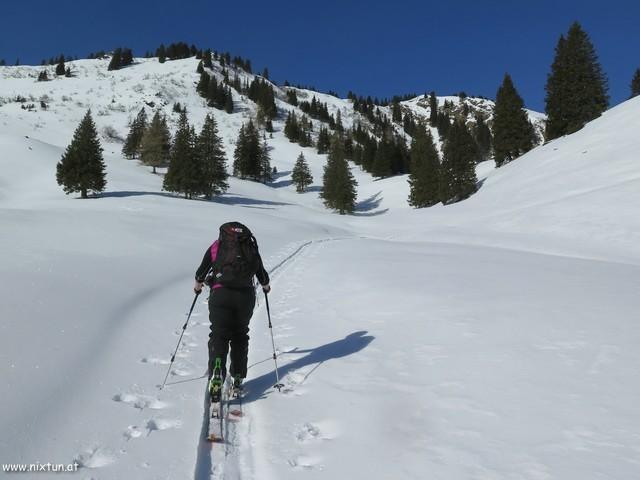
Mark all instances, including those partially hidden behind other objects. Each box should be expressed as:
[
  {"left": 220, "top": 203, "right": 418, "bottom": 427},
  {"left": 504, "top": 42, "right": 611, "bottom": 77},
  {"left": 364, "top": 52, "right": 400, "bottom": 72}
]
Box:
[
  {"left": 55, "top": 56, "right": 66, "bottom": 76},
  {"left": 37, "top": 70, "right": 49, "bottom": 82},
  {"left": 140, "top": 111, "right": 171, "bottom": 173},
  {"left": 492, "top": 74, "right": 534, "bottom": 167},
  {"left": 108, "top": 49, "right": 122, "bottom": 71},
  {"left": 372, "top": 135, "right": 394, "bottom": 178},
  {"left": 545, "top": 22, "right": 609, "bottom": 139},
  {"left": 473, "top": 115, "right": 492, "bottom": 162},
  {"left": 224, "top": 89, "right": 234, "bottom": 113},
  {"left": 203, "top": 49, "right": 213, "bottom": 69},
  {"left": 197, "top": 71, "right": 210, "bottom": 96},
  {"left": 233, "top": 125, "right": 247, "bottom": 177},
  {"left": 122, "top": 48, "right": 134, "bottom": 67},
  {"left": 284, "top": 111, "right": 300, "bottom": 142},
  {"left": 631, "top": 69, "right": 640, "bottom": 98},
  {"left": 259, "top": 137, "right": 273, "bottom": 183},
  {"left": 392, "top": 101, "right": 402, "bottom": 123},
  {"left": 197, "top": 114, "right": 228, "bottom": 198},
  {"left": 321, "top": 134, "right": 358, "bottom": 214},
  {"left": 233, "top": 121, "right": 261, "bottom": 180},
  {"left": 317, "top": 126, "right": 331, "bottom": 154},
  {"left": 408, "top": 126, "right": 440, "bottom": 208},
  {"left": 56, "top": 110, "right": 106, "bottom": 198},
  {"left": 157, "top": 44, "right": 167, "bottom": 64},
  {"left": 292, "top": 152, "right": 313, "bottom": 193},
  {"left": 429, "top": 91, "right": 438, "bottom": 125},
  {"left": 440, "top": 120, "right": 478, "bottom": 204},
  {"left": 163, "top": 112, "right": 197, "bottom": 197},
  {"left": 122, "top": 108, "right": 148, "bottom": 159}
]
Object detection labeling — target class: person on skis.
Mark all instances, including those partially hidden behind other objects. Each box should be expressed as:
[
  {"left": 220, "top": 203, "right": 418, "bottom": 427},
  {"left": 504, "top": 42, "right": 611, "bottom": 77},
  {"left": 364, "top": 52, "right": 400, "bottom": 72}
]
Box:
[{"left": 194, "top": 222, "right": 270, "bottom": 401}]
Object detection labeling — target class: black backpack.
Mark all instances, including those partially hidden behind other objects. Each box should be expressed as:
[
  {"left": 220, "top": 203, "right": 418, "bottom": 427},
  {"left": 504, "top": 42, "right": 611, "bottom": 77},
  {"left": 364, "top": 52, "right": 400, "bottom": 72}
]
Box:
[{"left": 212, "top": 222, "right": 260, "bottom": 288}]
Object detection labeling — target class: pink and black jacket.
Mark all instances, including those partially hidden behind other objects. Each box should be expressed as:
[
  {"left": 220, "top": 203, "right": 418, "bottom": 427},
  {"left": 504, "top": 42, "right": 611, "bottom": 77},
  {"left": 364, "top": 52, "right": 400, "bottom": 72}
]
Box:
[{"left": 195, "top": 240, "right": 269, "bottom": 290}]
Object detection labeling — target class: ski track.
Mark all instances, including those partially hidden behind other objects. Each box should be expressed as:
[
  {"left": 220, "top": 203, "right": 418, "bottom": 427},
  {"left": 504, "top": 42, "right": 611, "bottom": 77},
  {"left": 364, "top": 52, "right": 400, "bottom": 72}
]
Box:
[{"left": 193, "top": 236, "right": 348, "bottom": 480}]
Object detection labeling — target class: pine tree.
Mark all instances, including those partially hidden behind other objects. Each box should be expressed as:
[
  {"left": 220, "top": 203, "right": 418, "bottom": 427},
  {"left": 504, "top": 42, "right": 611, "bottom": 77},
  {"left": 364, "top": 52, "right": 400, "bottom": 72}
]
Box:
[
  {"left": 37, "top": 70, "right": 49, "bottom": 82},
  {"left": 284, "top": 111, "right": 300, "bottom": 142},
  {"left": 164, "top": 112, "right": 197, "bottom": 197},
  {"left": 108, "top": 48, "right": 122, "bottom": 71},
  {"left": 197, "top": 114, "right": 228, "bottom": 198},
  {"left": 157, "top": 44, "right": 167, "bottom": 64},
  {"left": 122, "top": 48, "right": 134, "bottom": 67},
  {"left": 122, "top": 108, "right": 148, "bottom": 159},
  {"left": 408, "top": 126, "right": 440, "bottom": 208},
  {"left": 55, "top": 56, "right": 66, "bottom": 76},
  {"left": 392, "top": 101, "right": 402, "bottom": 123},
  {"left": 224, "top": 89, "right": 234, "bottom": 113},
  {"left": 474, "top": 115, "right": 492, "bottom": 161},
  {"left": 56, "top": 110, "right": 106, "bottom": 198},
  {"left": 233, "top": 125, "right": 246, "bottom": 177},
  {"left": 545, "top": 22, "right": 609, "bottom": 139},
  {"left": 233, "top": 121, "right": 261, "bottom": 180},
  {"left": 321, "top": 134, "right": 358, "bottom": 214},
  {"left": 140, "top": 111, "right": 171, "bottom": 173},
  {"left": 440, "top": 120, "right": 478, "bottom": 204},
  {"left": 292, "top": 152, "right": 314, "bottom": 193},
  {"left": 203, "top": 49, "right": 213, "bottom": 69},
  {"left": 259, "top": 137, "right": 272, "bottom": 183},
  {"left": 429, "top": 91, "right": 438, "bottom": 125},
  {"left": 372, "top": 135, "right": 394, "bottom": 178},
  {"left": 631, "top": 69, "right": 640, "bottom": 98},
  {"left": 492, "top": 74, "right": 534, "bottom": 167},
  {"left": 317, "top": 126, "right": 331, "bottom": 154}
]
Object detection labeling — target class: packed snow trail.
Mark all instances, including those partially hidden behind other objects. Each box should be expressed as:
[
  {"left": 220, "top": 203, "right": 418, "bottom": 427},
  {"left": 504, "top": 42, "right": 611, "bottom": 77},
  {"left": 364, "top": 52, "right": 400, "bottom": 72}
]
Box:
[{"left": 194, "top": 237, "right": 348, "bottom": 480}]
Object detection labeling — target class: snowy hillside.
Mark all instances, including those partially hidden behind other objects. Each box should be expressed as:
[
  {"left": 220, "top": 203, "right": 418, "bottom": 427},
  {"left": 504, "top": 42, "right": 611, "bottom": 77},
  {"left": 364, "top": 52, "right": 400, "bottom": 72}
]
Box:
[{"left": 1, "top": 56, "right": 640, "bottom": 480}]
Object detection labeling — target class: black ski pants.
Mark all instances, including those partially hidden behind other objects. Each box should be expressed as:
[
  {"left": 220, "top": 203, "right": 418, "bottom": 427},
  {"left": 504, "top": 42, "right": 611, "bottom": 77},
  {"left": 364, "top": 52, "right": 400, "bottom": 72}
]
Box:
[{"left": 208, "top": 287, "right": 256, "bottom": 379}]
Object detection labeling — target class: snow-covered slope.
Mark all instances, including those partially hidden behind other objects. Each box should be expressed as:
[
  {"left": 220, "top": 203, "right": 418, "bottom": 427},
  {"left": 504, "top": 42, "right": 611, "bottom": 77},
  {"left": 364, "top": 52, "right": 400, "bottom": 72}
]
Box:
[{"left": 1, "top": 57, "right": 640, "bottom": 480}]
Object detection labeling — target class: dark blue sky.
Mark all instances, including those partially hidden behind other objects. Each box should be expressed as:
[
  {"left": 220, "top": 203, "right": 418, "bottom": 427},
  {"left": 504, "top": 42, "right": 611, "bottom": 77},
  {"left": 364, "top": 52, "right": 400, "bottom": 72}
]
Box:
[{"left": 1, "top": 0, "right": 638, "bottom": 111}]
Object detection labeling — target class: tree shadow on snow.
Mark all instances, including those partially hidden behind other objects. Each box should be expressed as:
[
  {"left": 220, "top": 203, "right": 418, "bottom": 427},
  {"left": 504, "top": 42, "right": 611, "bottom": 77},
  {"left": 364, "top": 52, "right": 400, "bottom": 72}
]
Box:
[
  {"left": 213, "top": 194, "right": 292, "bottom": 207},
  {"left": 242, "top": 331, "right": 374, "bottom": 403},
  {"left": 93, "top": 191, "right": 175, "bottom": 199},
  {"left": 353, "top": 192, "right": 389, "bottom": 216}
]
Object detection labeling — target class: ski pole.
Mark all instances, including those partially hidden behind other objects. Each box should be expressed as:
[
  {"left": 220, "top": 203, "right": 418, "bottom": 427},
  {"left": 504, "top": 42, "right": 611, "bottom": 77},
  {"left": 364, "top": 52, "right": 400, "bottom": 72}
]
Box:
[
  {"left": 160, "top": 291, "right": 200, "bottom": 390},
  {"left": 264, "top": 291, "right": 284, "bottom": 391}
]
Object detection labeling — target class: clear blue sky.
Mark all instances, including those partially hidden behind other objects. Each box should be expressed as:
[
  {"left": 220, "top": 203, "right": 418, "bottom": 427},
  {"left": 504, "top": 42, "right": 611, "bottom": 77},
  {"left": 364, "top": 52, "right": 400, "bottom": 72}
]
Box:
[{"left": 1, "top": 0, "right": 638, "bottom": 111}]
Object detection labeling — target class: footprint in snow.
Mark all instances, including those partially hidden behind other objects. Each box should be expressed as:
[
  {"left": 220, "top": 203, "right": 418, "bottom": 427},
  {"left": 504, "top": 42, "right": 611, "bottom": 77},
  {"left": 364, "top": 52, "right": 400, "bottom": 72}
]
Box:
[
  {"left": 113, "top": 393, "right": 169, "bottom": 410},
  {"left": 170, "top": 368, "right": 193, "bottom": 377},
  {"left": 296, "top": 423, "right": 321, "bottom": 442},
  {"left": 296, "top": 421, "right": 340, "bottom": 442},
  {"left": 146, "top": 418, "right": 182, "bottom": 432},
  {"left": 124, "top": 425, "right": 143, "bottom": 440},
  {"left": 74, "top": 446, "right": 116, "bottom": 469},
  {"left": 140, "top": 356, "right": 170, "bottom": 365},
  {"left": 287, "top": 455, "right": 324, "bottom": 471}
]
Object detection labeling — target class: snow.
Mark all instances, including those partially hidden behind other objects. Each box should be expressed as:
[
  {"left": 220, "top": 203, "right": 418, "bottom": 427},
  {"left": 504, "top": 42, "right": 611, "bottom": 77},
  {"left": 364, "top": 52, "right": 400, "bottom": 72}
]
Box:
[{"left": 1, "top": 57, "right": 640, "bottom": 480}]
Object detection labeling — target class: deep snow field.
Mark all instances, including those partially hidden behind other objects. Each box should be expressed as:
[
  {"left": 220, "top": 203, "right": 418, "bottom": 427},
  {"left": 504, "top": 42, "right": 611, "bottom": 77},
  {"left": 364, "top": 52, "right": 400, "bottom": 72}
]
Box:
[{"left": 1, "top": 58, "right": 639, "bottom": 480}]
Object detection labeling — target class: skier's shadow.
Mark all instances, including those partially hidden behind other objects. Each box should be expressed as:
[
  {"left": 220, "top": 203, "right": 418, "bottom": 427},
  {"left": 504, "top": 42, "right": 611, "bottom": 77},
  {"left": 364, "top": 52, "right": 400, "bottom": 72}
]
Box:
[{"left": 243, "top": 331, "right": 374, "bottom": 402}]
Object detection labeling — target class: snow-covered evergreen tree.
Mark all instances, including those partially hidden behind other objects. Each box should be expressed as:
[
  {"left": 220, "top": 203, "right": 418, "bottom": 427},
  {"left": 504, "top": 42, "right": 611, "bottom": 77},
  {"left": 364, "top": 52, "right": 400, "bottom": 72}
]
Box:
[
  {"left": 122, "top": 108, "right": 148, "bottom": 159},
  {"left": 545, "top": 22, "right": 608, "bottom": 139},
  {"left": 408, "top": 126, "right": 440, "bottom": 208},
  {"left": 292, "top": 152, "right": 314, "bottom": 193},
  {"left": 492, "top": 74, "right": 534, "bottom": 167},
  {"left": 140, "top": 111, "right": 171, "bottom": 173},
  {"left": 56, "top": 110, "right": 106, "bottom": 198},
  {"left": 321, "top": 134, "right": 358, "bottom": 214}
]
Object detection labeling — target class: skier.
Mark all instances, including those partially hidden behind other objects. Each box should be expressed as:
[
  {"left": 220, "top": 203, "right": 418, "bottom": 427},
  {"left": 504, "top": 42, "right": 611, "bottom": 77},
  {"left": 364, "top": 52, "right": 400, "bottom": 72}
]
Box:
[{"left": 194, "top": 222, "right": 270, "bottom": 401}]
